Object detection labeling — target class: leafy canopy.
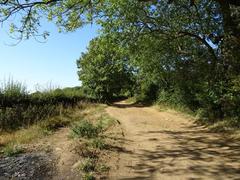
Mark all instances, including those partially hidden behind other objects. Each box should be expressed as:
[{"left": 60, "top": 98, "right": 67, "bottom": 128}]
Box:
[{"left": 77, "top": 36, "right": 134, "bottom": 100}]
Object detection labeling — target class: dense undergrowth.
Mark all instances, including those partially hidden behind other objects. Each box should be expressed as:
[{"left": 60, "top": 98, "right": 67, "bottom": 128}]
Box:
[{"left": 0, "top": 79, "right": 91, "bottom": 131}]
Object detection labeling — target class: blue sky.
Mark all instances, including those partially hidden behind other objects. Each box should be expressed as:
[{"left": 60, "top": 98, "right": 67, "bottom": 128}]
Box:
[{"left": 0, "top": 23, "right": 99, "bottom": 91}]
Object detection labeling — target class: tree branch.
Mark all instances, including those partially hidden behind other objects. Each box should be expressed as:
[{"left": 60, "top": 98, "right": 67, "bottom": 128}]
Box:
[{"left": 177, "top": 31, "right": 218, "bottom": 63}]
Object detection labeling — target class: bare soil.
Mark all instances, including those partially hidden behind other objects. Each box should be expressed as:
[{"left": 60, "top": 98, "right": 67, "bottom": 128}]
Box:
[
  {"left": 106, "top": 101, "right": 240, "bottom": 180},
  {"left": 38, "top": 128, "right": 81, "bottom": 180},
  {"left": 0, "top": 128, "right": 80, "bottom": 180},
  {"left": 1, "top": 102, "right": 240, "bottom": 180}
]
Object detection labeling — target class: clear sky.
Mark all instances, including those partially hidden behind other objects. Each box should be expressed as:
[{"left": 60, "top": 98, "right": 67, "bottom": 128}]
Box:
[{"left": 0, "top": 22, "right": 99, "bottom": 91}]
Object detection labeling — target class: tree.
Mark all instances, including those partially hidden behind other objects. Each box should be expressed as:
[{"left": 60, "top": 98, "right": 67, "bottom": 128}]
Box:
[
  {"left": 95, "top": 0, "right": 240, "bottom": 119},
  {"left": 1, "top": 0, "right": 240, "bottom": 121},
  {"left": 1, "top": 0, "right": 239, "bottom": 43},
  {"left": 77, "top": 36, "right": 134, "bottom": 101}
]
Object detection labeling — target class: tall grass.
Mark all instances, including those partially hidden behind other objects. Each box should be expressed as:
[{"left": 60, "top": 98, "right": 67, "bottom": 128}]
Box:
[
  {"left": 0, "top": 79, "right": 89, "bottom": 131},
  {"left": 0, "top": 79, "right": 27, "bottom": 105}
]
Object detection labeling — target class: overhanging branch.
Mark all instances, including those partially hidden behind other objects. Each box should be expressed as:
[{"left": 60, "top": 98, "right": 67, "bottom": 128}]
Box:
[{"left": 177, "top": 31, "right": 218, "bottom": 63}]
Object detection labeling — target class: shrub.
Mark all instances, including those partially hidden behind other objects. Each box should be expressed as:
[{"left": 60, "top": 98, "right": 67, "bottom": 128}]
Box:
[
  {"left": 0, "top": 79, "right": 88, "bottom": 130},
  {"left": 3, "top": 143, "right": 24, "bottom": 157},
  {"left": 89, "top": 138, "right": 106, "bottom": 150},
  {"left": 0, "top": 79, "right": 27, "bottom": 101},
  {"left": 71, "top": 120, "right": 103, "bottom": 139},
  {"left": 40, "top": 116, "right": 70, "bottom": 131}
]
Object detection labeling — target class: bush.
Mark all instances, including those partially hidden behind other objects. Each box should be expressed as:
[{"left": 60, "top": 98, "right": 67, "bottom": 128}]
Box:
[
  {"left": 89, "top": 138, "right": 106, "bottom": 150},
  {"left": 0, "top": 79, "right": 28, "bottom": 102},
  {"left": 0, "top": 79, "right": 88, "bottom": 131},
  {"left": 40, "top": 116, "right": 70, "bottom": 131},
  {"left": 71, "top": 120, "right": 103, "bottom": 139},
  {"left": 0, "top": 104, "right": 62, "bottom": 130}
]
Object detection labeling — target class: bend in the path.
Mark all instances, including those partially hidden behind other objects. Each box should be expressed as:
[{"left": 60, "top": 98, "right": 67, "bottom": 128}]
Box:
[{"left": 106, "top": 102, "right": 240, "bottom": 180}]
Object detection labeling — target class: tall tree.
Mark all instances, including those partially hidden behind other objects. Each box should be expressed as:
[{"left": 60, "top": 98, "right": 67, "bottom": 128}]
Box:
[{"left": 77, "top": 36, "right": 134, "bottom": 100}]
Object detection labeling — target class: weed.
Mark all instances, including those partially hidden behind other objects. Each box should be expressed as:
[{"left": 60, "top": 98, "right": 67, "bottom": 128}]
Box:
[
  {"left": 209, "top": 118, "right": 240, "bottom": 132},
  {"left": 96, "top": 164, "right": 110, "bottom": 172},
  {"left": 78, "top": 145, "right": 99, "bottom": 158},
  {"left": 89, "top": 138, "right": 106, "bottom": 150},
  {"left": 0, "top": 79, "right": 88, "bottom": 130},
  {"left": 80, "top": 158, "right": 96, "bottom": 173},
  {"left": 3, "top": 143, "right": 24, "bottom": 157},
  {"left": 40, "top": 116, "right": 70, "bottom": 131},
  {"left": 71, "top": 120, "right": 102, "bottom": 139},
  {"left": 97, "top": 115, "right": 116, "bottom": 130},
  {"left": 68, "top": 104, "right": 117, "bottom": 179},
  {"left": 82, "top": 172, "right": 95, "bottom": 180}
]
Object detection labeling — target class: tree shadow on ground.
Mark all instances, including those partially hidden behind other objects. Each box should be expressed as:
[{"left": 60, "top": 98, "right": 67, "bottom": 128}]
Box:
[
  {"left": 123, "top": 128, "right": 240, "bottom": 179},
  {"left": 109, "top": 125, "right": 240, "bottom": 179},
  {"left": 109, "top": 102, "right": 150, "bottom": 109},
  {"left": 107, "top": 102, "right": 240, "bottom": 179}
]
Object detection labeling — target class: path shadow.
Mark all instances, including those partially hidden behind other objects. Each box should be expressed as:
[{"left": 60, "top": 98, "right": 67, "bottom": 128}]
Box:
[
  {"left": 107, "top": 144, "right": 134, "bottom": 155},
  {"left": 109, "top": 102, "right": 150, "bottom": 109},
  {"left": 126, "top": 127, "right": 240, "bottom": 179},
  {"left": 107, "top": 101, "right": 240, "bottom": 179}
]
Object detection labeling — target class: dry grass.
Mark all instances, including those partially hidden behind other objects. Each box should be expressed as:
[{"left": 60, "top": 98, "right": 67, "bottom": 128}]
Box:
[
  {"left": 0, "top": 102, "right": 98, "bottom": 156},
  {"left": 70, "top": 104, "right": 120, "bottom": 179},
  {"left": 0, "top": 102, "right": 121, "bottom": 180}
]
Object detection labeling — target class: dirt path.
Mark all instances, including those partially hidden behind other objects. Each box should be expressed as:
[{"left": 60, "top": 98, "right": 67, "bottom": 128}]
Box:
[
  {"left": 106, "top": 102, "right": 240, "bottom": 180},
  {"left": 36, "top": 128, "right": 80, "bottom": 180}
]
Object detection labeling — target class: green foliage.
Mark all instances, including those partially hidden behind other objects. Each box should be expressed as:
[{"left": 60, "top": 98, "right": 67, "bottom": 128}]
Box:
[
  {"left": 71, "top": 120, "right": 103, "bottom": 139},
  {"left": 89, "top": 138, "right": 106, "bottom": 150},
  {"left": 0, "top": 79, "right": 88, "bottom": 130},
  {"left": 96, "top": 164, "right": 110, "bottom": 173},
  {"left": 82, "top": 173, "right": 95, "bottom": 180},
  {"left": 0, "top": 79, "right": 27, "bottom": 100},
  {"left": 77, "top": 36, "right": 135, "bottom": 101},
  {"left": 80, "top": 158, "right": 96, "bottom": 173},
  {"left": 94, "top": 0, "right": 240, "bottom": 125},
  {"left": 1, "top": 0, "right": 240, "bottom": 128},
  {"left": 40, "top": 116, "right": 70, "bottom": 132},
  {"left": 3, "top": 143, "right": 24, "bottom": 157}
]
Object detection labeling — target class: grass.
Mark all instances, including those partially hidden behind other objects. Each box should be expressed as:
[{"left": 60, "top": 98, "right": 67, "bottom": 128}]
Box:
[
  {"left": 0, "top": 102, "right": 94, "bottom": 157},
  {"left": 0, "top": 79, "right": 95, "bottom": 156},
  {"left": 70, "top": 104, "right": 118, "bottom": 179},
  {"left": 125, "top": 97, "right": 136, "bottom": 104},
  {"left": 82, "top": 173, "right": 95, "bottom": 180},
  {"left": 89, "top": 138, "right": 106, "bottom": 150},
  {"left": 2, "top": 143, "right": 24, "bottom": 156},
  {"left": 0, "top": 125, "right": 49, "bottom": 147},
  {"left": 201, "top": 118, "right": 240, "bottom": 139},
  {"left": 0, "top": 79, "right": 119, "bottom": 179},
  {"left": 80, "top": 158, "right": 96, "bottom": 172},
  {"left": 71, "top": 120, "right": 103, "bottom": 139},
  {"left": 0, "top": 79, "right": 88, "bottom": 131}
]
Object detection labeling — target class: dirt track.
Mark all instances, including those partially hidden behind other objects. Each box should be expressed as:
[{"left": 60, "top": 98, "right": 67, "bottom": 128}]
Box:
[{"left": 106, "top": 102, "right": 240, "bottom": 180}]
